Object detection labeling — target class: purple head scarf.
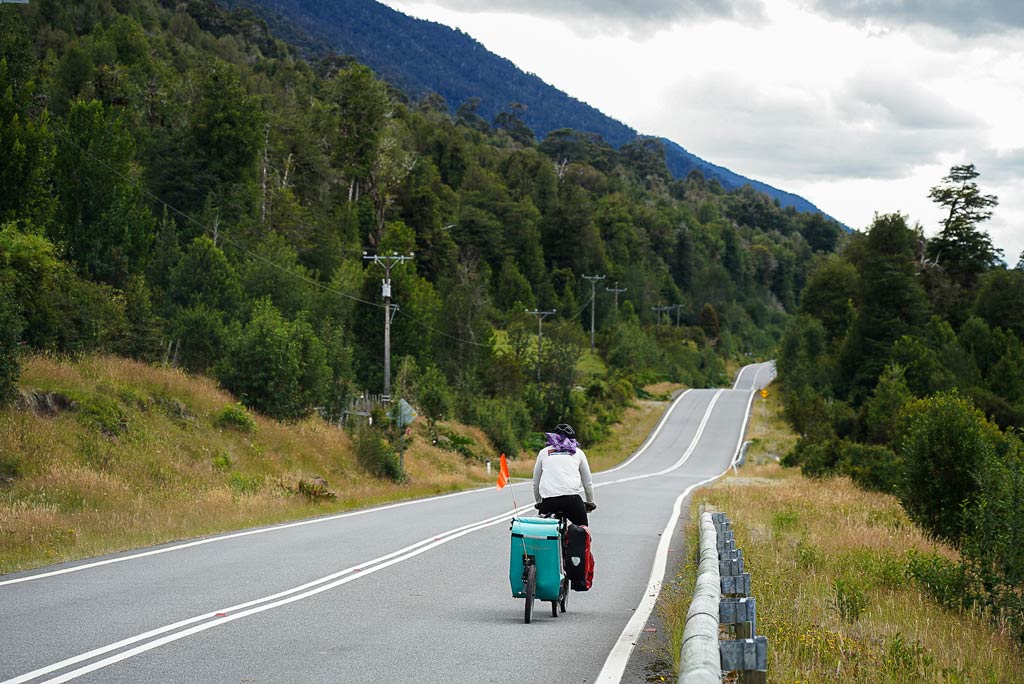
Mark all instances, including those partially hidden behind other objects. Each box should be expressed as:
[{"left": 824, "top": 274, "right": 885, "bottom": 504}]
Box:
[{"left": 545, "top": 432, "right": 578, "bottom": 454}]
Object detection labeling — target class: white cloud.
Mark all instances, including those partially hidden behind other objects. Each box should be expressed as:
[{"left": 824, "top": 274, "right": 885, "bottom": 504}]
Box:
[
  {"left": 646, "top": 63, "right": 986, "bottom": 182},
  {"left": 394, "top": 0, "right": 764, "bottom": 36},
  {"left": 804, "top": 0, "right": 1024, "bottom": 37},
  {"left": 383, "top": 0, "right": 1024, "bottom": 261}
]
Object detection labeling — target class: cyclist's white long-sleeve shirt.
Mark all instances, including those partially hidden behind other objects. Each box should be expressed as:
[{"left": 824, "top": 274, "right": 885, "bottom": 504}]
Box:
[{"left": 532, "top": 447, "right": 595, "bottom": 504}]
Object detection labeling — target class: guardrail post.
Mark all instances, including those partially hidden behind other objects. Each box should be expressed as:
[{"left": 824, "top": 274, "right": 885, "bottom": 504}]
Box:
[
  {"left": 679, "top": 513, "right": 722, "bottom": 684},
  {"left": 680, "top": 511, "right": 767, "bottom": 684},
  {"left": 719, "top": 637, "right": 768, "bottom": 683}
]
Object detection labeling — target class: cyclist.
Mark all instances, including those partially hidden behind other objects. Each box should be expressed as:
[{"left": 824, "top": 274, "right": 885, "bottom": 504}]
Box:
[{"left": 532, "top": 423, "right": 596, "bottom": 526}]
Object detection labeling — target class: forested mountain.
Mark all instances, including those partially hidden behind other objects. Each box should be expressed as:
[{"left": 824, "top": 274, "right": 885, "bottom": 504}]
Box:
[
  {"left": 224, "top": 0, "right": 828, "bottom": 216},
  {"left": 0, "top": 0, "right": 842, "bottom": 462},
  {"left": 776, "top": 166, "right": 1024, "bottom": 644}
]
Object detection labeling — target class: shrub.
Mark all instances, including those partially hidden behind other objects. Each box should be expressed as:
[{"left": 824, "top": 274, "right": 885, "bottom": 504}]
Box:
[
  {"left": 435, "top": 428, "right": 476, "bottom": 459},
  {"left": 0, "top": 276, "right": 23, "bottom": 406},
  {"left": 896, "top": 391, "right": 1000, "bottom": 543},
  {"left": 354, "top": 426, "right": 403, "bottom": 481},
  {"left": 861, "top": 363, "right": 912, "bottom": 444},
  {"left": 211, "top": 452, "right": 232, "bottom": 471},
  {"left": 458, "top": 396, "right": 531, "bottom": 458},
  {"left": 297, "top": 476, "right": 337, "bottom": 500},
  {"left": 829, "top": 577, "right": 867, "bottom": 622},
  {"left": 171, "top": 303, "right": 226, "bottom": 373},
  {"left": 416, "top": 364, "right": 452, "bottom": 428},
  {"left": 75, "top": 392, "right": 129, "bottom": 437},
  {"left": 883, "top": 633, "right": 934, "bottom": 677},
  {"left": 783, "top": 436, "right": 842, "bottom": 477},
  {"left": 228, "top": 472, "right": 261, "bottom": 495},
  {"left": 214, "top": 402, "right": 256, "bottom": 433},
  {"left": 0, "top": 449, "right": 21, "bottom": 481},
  {"left": 963, "top": 434, "right": 1024, "bottom": 587},
  {"left": 906, "top": 551, "right": 979, "bottom": 612},
  {"left": 838, "top": 441, "right": 900, "bottom": 493},
  {"left": 217, "top": 299, "right": 330, "bottom": 421}
]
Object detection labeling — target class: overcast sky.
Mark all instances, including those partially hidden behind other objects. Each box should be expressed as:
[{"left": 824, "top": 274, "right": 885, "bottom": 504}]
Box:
[{"left": 385, "top": 0, "right": 1024, "bottom": 264}]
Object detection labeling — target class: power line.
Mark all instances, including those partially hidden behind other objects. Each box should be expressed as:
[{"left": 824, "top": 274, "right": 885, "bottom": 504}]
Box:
[
  {"left": 581, "top": 274, "right": 605, "bottom": 352},
  {"left": 525, "top": 309, "right": 556, "bottom": 381},
  {"left": 50, "top": 121, "right": 619, "bottom": 359},
  {"left": 49, "top": 122, "right": 495, "bottom": 352},
  {"left": 651, "top": 304, "right": 671, "bottom": 326},
  {"left": 364, "top": 252, "right": 414, "bottom": 399},
  {"left": 606, "top": 281, "right": 627, "bottom": 312},
  {"left": 53, "top": 123, "right": 383, "bottom": 309}
]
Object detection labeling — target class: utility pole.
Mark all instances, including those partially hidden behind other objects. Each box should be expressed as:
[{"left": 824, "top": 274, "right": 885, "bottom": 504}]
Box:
[
  {"left": 606, "top": 281, "right": 627, "bottom": 312},
  {"left": 668, "top": 303, "right": 683, "bottom": 326},
  {"left": 651, "top": 304, "right": 670, "bottom": 326},
  {"left": 526, "top": 309, "right": 557, "bottom": 381},
  {"left": 363, "top": 251, "right": 414, "bottom": 401},
  {"left": 581, "top": 274, "right": 605, "bottom": 352}
]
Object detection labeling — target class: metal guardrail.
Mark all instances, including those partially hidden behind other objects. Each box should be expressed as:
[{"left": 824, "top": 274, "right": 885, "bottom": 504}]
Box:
[{"left": 679, "top": 511, "right": 768, "bottom": 684}]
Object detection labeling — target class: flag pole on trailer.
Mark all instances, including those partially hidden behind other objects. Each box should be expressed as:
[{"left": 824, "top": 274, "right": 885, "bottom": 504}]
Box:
[
  {"left": 498, "top": 453, "right": 531, "bottom": 563},
  {"left": 496, "top": 453, "right": 520, "bottom": 512}
]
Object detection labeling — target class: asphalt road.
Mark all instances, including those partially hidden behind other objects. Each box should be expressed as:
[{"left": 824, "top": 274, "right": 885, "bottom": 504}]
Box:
[{"left": 0, "top": 361, "right": 775, "bottom": 684}]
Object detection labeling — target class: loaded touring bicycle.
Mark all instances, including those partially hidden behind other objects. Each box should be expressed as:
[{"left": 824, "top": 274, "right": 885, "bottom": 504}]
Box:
[{"left": 509, "top": 512, "right": 593, "bottom": 623}]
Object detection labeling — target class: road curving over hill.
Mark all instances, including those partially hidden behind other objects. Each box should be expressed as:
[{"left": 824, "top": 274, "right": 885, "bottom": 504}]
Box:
[{"left": 1, "top": 361, "right": 775, "bottom": 684}]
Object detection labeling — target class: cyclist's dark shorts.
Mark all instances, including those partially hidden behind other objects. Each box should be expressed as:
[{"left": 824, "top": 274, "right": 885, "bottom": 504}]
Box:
[{"left": 537, "top": 494, "right": 588, "bottom": 526}]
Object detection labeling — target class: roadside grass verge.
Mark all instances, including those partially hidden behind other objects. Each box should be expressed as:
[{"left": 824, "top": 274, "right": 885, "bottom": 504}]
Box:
[
  {"left": 0, "top": 357, "right": 675, "bottom": 575},
  {"left": 0, "top": 356, "right": 493, "bottom": 575},
  {"left": 658, "top": 392, "right": 1024, "bottom": 682}
]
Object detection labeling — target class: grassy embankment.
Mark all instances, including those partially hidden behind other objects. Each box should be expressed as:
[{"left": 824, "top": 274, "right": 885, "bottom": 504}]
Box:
[
  {"left": 0, "top": 355, "right": 673, "bottom": 576},
  {"left": 657, "top": 391, "right": 1024, "bottom": 682}
]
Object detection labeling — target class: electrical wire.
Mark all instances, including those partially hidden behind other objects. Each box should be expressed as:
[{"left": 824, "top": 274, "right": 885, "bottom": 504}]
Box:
[{"left": 51, "top": 121, "right": 592, "bottom": 351}]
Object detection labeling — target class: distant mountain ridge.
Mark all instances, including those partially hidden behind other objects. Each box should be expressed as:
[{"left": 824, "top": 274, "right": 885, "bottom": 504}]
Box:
[{"left": 230, "top": 0, "right": 828, "bottom": 216}]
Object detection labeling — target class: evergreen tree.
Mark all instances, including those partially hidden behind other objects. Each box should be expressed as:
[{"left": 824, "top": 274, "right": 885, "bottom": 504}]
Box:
[
  {"left": 926, "top": 164, "right": 1001, "bottom": 288},
  {"left": 52, "top": 100, "right": 155, "bottom": 287},
  {"left": 839, "top": 213, "right": 928, "bottom": 402}
]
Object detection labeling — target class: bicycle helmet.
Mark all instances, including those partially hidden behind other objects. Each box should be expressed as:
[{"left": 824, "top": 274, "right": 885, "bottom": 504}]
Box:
[{"left": 554, "top": 423, "right": 575, "bottom": 439}]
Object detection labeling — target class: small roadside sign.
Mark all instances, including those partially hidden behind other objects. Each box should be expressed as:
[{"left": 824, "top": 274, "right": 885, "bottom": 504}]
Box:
[{"left": 759, "top": 388, "right": 768, "bottom": 399}]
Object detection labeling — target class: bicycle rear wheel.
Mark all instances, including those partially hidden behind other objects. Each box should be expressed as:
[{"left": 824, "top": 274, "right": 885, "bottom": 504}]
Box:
[{"left": 523, "top": 564, "right": 536, "bottom": 624}]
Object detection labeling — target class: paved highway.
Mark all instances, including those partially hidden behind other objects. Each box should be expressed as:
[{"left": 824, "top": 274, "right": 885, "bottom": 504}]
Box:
[{"left": 0, "top": 361, "right": 774, "bottom": 684}]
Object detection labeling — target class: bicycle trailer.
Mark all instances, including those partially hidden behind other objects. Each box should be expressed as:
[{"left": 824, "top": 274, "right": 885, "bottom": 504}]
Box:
[{"left": 509, "top": 517, "right": 563, "bottom": 601}]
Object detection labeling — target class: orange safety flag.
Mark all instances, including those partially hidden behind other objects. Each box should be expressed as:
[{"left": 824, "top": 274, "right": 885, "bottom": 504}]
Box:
[{"left": 496, "top": 453, "right": 510, "bottom": 489}]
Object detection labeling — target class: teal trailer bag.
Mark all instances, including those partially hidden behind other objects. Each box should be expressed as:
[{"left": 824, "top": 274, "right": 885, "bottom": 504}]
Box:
[{"left": 509, "top": 517, "right": 563, "bottom": 601}]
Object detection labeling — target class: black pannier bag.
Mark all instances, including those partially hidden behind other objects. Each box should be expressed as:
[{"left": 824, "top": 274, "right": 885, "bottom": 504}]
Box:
[{"left": 564, "top": 523, "right": 594, "bottom": 591}]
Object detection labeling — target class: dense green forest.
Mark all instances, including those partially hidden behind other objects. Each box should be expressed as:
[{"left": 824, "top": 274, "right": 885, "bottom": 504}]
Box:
[
  {"left": 225, "top": 0, "right": 828, "bottom": 215},
  {"left": 777, "top": 164, "right": 1024, "bottom": 642},
  {"left": 0, "top": 0, "right": 840, "bottom": 462}
]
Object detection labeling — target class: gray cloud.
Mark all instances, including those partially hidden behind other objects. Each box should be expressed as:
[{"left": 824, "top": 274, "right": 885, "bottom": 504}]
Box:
[
  {"left": 398, "top": 0, "right": 764, "bottom": 35},
  {"left": 843, "top": 71, "right": 980, "bottom": 130},
  {"left": 805, "top": 1, "right": 1024, "bottom": 36},
  {"left": 653, "top": 71, "right": 984, "bottom": 182},
  {"left": 975, "top": 148, "right": 1024, "bottom": 183}
]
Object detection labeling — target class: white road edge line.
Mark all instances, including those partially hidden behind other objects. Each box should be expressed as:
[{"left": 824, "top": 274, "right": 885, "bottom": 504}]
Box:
[
  {"left": 5, "top": 388, "right": 731, "bottom": 684},
  {"left": 2, "top": 505, "right": 533, "bottom": 684},
  {"left": 6, "top": 367, "right": 763, "bottom": 684},
  {"left": 593, "top": 474, "right": 720, "bottom": 684},
  {"left": 0, "top": 486, "right": 498, "bottom": 587},
  {"left": 732, "top": 363, "right": 752, "bottom": 390},
  {"left": 594, "top": 386, "right": 758, "bottom": 684},
  {"left": 1, "top": 391, "right": 695, "bottom": 589},
  {"left": 600, "top": 389, "right": 691, "bottom": 474}
]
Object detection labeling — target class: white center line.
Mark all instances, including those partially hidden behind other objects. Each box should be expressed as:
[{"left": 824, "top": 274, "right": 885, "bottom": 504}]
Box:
[{"left": 6, "top": 373, "right": 761, "bottom": 684}]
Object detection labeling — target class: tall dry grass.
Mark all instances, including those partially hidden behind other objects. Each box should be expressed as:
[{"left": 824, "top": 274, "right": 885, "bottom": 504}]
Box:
[
  {"left": 0, "top": 356, "right": 673, "bottom": 575},
  {"left": 657, "top": 392, "right": 1024, "bottom": 682},
  {"left": 0, "top": 356, "right": 494, "bottom": 574}
]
